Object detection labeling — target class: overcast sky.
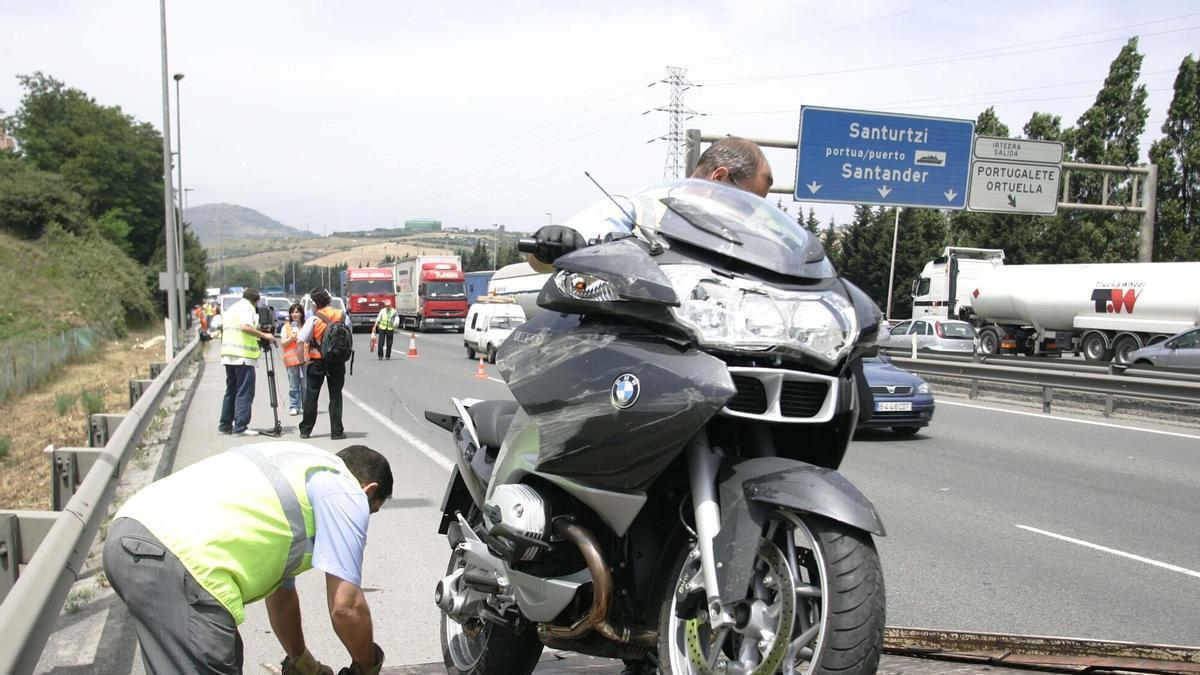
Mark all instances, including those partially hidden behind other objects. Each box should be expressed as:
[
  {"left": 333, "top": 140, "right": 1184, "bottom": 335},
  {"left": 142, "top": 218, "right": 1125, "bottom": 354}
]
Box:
[{"left": 2, "top": 1, "right": 1196, "bottom": 234}]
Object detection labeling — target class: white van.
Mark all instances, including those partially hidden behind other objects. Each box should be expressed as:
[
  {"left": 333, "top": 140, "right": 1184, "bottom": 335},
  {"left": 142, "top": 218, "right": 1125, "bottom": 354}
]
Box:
[{"left": 464, "top": 299, "right": 526, "bottom": 363}]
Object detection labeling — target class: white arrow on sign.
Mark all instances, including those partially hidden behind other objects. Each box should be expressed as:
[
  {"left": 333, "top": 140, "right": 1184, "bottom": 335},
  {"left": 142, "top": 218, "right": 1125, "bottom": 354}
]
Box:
[
  {"left": 877, "top": 185, "right": 892, "bottom": 198},
  {"left": 806, "top": 181, "right": 822, "bottom": 194},
  {"left": 944, "top": 189, "right": 958, "bottom": 202}
]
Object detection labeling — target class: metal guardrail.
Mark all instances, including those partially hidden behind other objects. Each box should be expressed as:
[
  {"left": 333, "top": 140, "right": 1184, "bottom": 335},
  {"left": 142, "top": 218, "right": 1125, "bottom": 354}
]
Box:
[
  {"left": 885, "top": 351, "right": 1200, "bottom": 414},
  {"left": 0, "top": 334, "right": 200, "bottom": 675}
]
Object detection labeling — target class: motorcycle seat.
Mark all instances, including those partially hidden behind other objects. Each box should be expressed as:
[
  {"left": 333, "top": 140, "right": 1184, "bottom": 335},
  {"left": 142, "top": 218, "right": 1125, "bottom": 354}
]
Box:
[{"left": 469, "top": 400, "right": 518, "bottom": 451}]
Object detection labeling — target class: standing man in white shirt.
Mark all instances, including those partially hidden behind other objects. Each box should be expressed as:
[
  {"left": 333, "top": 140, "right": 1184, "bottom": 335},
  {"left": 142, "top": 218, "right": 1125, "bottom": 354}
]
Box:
[{"left": 219, "top": 288, "right": 278, "bottom": 436}]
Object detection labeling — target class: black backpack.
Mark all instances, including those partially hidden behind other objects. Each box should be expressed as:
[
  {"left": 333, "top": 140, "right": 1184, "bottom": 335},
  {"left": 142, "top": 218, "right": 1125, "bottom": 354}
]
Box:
[{"left": 315, "top": 312, "right": 354, "bottom": 364}]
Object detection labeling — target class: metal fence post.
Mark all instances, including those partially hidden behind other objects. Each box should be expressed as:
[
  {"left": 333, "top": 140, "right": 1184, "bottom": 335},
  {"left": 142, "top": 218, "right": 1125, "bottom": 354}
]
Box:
[
  {"left": 88, "top": 414, "right": 125, "bottom": 448},
  {"left": 129, "top": 379, "right": 153, "bottom": 407},
  {"left": 48, "top": 447, "right": 106, "bottom": 511},
  {"left": 0, "top": 514, "right": 18, "bottom": 601},
  {"left": 149, "top": 362, "right": 166, "bottom": 379},
  {"left": 1041, "top": 386, "right": 1054, "bottom": 414}
]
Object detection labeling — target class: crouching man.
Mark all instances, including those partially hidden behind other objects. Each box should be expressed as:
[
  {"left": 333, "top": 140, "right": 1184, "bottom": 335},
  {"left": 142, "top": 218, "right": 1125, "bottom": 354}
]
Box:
[{"left": 103, "top": 442, "right": 392, "bottom": 675}]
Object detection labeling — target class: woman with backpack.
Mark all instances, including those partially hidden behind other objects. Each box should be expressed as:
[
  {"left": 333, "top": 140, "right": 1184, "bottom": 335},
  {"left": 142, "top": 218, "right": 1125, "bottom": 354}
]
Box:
[{"left": 296, "top": 288, "right": 353, "bottom": 440}]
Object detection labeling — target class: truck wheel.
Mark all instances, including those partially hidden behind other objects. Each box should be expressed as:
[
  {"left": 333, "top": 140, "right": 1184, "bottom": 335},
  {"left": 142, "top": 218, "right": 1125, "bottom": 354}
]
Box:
[
  {"left": 417, "top": 317, "right": 425, "bottom": 333},
  {"left": 487, "top": 344, "right": 497, "bottom": 364},
  {"left": 978, "top": 329, "right": 1000, "bottom": 356},
  {"left": 1081, "top": 332, "right": 1112, "bottom": 363},
  {"left": 1111, "top": 334, "right": 1141, "bottom": 364},
  {"left": 466, "top": 344, "right": 476, "bottom": 360}
]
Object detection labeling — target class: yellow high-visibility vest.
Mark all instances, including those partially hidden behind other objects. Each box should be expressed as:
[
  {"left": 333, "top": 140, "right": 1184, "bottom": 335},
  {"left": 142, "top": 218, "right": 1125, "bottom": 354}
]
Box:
[
  {"left": 221, "top": 299, "right": 262, "bottom": 361},
  {"left": 117, "top": 442, "right": 352, "bottom": 624}
]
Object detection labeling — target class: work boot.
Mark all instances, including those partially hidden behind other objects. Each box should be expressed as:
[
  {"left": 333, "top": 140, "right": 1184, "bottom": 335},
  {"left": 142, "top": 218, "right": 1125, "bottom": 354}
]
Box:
[{"left": 281, "top": 648, "right": 334, "bottom": 675}]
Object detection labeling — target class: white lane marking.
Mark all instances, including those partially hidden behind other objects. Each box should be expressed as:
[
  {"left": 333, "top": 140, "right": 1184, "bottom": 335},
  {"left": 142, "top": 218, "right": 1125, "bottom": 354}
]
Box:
[
  {"left": 939, "top": 400, "right": 1200, "bottom": 441},
  {"left": 344, "top": 390, "right": 454, "bottom": 473},
  {"left": 1016, "top": 524, "right": 1200, "bottom": 579},
  {"left": 487, "top": 377, "right": 505, "bottom": 384}
]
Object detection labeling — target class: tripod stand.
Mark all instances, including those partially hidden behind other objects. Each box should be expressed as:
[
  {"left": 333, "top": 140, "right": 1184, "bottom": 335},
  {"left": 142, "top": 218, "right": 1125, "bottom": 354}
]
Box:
[{"left": 259, "top": 341, "right": 284, "bottom": 437}]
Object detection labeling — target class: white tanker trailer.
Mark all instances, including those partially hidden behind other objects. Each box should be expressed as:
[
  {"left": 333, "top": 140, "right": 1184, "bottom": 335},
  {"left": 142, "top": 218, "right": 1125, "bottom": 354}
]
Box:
[{"left": 910, "top": 247, "right": 1200, "bottom": 363}]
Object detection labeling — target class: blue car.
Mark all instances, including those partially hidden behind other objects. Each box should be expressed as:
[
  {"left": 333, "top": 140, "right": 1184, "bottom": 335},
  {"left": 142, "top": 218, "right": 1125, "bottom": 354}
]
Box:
[{"left": 860, "top": 355, "right": 935, "bottom": 436}]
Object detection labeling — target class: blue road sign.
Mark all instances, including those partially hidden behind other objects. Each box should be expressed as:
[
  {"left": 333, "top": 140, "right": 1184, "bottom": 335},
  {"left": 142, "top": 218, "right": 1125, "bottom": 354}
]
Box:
[{"left": 795, "top": 106, "right": 974, "bottom": 209}]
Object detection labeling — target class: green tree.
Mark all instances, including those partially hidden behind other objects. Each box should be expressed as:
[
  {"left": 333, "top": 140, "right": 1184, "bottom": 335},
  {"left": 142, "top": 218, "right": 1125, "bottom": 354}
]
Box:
[
  {"left": 9, "top": 73, "right": 165, "bottom": 263},
  {"left": 975, "top": 106, "right": 1010, "bottom": 137},
  {"left": 0, "top": 152, "right": 91, "bottom": 238},
  {"left": 1023, "top": 112, "right": 1063, "bottom": 141},
  {"left": 1149, "top": 54, "right": 1200, "bottom": 261},
  {"left": 802, "top": 207, "right": 821, "bottom": 235},
  {"left": 820, "top": 217, "right": 839, "bottom": 269}
]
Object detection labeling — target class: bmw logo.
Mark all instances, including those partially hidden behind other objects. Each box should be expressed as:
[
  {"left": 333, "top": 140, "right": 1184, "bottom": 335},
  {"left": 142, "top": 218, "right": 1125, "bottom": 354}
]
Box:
[{"left": 610, "top": 373, "right": 641, "bottom": 409}]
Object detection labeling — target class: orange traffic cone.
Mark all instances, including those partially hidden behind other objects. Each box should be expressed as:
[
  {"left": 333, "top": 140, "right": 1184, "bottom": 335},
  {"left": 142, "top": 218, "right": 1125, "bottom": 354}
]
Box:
[
  {"left": 406, "top": 333, "right": 419, "bottom": 358},
  {"left": 474, "top": 356, "right": 488, "bottom": 379}
]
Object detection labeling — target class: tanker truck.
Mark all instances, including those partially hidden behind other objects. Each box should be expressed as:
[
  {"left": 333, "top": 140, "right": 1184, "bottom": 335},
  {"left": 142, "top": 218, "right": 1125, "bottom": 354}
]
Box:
[{"left": 910, "top": 247, "right": 1200, "bottom": 363}]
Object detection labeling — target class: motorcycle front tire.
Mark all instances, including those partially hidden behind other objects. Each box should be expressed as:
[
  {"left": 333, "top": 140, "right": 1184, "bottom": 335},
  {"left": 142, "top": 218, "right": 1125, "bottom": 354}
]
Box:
[{"left": 657, "top": 511, "right": 885, "bottom": 675}]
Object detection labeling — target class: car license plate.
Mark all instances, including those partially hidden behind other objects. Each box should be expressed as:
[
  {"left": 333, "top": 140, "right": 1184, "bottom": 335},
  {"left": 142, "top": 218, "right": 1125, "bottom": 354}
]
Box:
[{"left": 876, "top": 401, "right": 912, "bottom": 412}]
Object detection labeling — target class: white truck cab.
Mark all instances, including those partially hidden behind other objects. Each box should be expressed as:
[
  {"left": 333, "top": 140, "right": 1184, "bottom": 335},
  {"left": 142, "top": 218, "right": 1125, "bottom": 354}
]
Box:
[{"left": 464, "top": 297, "right": 526, "bottom": 363}]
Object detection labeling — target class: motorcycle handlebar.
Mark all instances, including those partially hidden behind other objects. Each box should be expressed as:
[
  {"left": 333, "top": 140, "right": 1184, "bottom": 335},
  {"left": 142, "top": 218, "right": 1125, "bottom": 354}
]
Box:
[{"left": 517, "top": 238, "right": 538, "bottom": 254}]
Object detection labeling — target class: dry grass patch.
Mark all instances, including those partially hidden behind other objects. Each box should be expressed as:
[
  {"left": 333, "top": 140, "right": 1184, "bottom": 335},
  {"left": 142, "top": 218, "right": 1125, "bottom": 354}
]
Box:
[{"left": 0, "top": 327, "right": 163, "bottom": 510}]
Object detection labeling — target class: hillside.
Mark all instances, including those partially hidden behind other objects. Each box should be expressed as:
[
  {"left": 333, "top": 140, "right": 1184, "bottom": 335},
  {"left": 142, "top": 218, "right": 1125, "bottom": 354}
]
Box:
[
  {"left": 184, "top": 203, "right": 314, "bottom": 244},
  {"left": 0, "top": 227, "right": 155, "bottom": 342}
]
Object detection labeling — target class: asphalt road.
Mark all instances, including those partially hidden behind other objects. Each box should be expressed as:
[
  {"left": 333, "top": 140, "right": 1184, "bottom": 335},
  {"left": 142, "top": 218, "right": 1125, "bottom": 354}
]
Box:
[{"left": 348, "top": 331, "right": 1200, "bottom": 650}]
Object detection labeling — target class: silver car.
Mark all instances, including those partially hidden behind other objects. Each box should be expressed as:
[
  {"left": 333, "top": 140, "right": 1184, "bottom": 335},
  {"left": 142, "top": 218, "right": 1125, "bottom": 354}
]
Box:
[
  {"left": 881, "top": 318, "right": 975, "bottom": 354},
  {"left": 1127, "top": 328, "right": 1200, "bottom": 370}
]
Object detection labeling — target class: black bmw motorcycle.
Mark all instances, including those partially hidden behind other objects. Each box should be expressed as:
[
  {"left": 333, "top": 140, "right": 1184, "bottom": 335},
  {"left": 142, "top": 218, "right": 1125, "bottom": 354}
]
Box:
[{"left": 427, "top": 180, "right": 885, "bottom": 675}]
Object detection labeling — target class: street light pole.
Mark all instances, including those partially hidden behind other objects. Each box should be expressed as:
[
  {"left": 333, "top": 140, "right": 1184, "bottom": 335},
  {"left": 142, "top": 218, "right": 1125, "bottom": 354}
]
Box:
[
  {"left": 491, "top": 223, "right": 498, "bottom": 270},
  {"left": 158, "top": 0, "right": 182, "bottom": 347},
  {"left": 885, "top": 207, "right": 902, "bottom": 321},
  {"left": 172, "top": 72, "right": 187, "bottom": 327},
  {"left": 545, "top": 212, "right": 552, "bottom": 226}
]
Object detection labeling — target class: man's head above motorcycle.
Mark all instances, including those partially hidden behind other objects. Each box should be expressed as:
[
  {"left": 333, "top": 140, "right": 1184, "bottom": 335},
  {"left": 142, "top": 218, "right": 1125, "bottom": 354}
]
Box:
[{"left": 690, "top": 136, "right": 773, "bottom": 198}]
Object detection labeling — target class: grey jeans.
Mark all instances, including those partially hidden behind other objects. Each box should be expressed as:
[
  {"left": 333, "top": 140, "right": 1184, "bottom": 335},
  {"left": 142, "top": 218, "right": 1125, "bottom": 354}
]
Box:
[{"left": 103, "top": 518, "right": 244, "bottom": 675}]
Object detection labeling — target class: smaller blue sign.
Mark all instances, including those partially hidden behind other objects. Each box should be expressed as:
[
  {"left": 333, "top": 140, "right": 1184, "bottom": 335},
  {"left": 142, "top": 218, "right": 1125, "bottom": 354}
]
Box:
[{"left": 795, "top": 106, "right": 974, "bottom": 209}]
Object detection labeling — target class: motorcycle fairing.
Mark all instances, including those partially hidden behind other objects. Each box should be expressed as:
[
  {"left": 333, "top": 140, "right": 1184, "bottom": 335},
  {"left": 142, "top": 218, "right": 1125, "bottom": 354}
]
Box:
[
  {"left": 712, "top": 457, "right": 886, "bottom": 601},
  {"left": 499, "top": 311, "right": 736, "bottom": 491}
]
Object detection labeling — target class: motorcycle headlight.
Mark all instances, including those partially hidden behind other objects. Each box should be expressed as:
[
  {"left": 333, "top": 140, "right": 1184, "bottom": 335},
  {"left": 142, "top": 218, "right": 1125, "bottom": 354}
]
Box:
[
  {"left": 553, "top": 271, "right": 621, "bottom": 302},
  {"left": 661, "top": 264, "right": 858, "bottom": 363}
]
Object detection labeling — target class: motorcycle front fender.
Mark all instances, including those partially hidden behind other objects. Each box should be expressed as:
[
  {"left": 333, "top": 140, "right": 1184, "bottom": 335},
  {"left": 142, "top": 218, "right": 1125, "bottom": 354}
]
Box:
[{"left": 712, "top": 456, "right": 885, "bottom": 602}]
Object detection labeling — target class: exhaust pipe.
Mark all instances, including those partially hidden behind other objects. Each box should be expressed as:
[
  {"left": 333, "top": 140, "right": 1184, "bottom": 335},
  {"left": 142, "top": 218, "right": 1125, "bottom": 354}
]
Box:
[{"left": 538, "top": 519, "right": 657, "bottom": 647}]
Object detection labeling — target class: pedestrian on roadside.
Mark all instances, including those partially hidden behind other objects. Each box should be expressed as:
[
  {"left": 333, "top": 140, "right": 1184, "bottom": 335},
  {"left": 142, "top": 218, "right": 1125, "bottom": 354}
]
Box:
[
  {"left": 281, "top": 302, "right": 306, "bottom": 416},
  {"left": 370, "top": 299, "right": 397, "bottom": 360},
  {"left": 220, "top": 288, "right": 276, "bottom": 437},
  {"left": 103, "top": 441, "right": 391, "bottom": 675},
  {"left": 298, "top": 288, "right": 349, "bottom": 440}
]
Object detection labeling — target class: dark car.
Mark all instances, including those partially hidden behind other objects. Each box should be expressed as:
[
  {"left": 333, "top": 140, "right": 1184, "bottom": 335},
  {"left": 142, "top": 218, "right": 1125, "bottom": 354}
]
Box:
[{"left": 860, "top": 355, "right": 935, "bottom": 436}]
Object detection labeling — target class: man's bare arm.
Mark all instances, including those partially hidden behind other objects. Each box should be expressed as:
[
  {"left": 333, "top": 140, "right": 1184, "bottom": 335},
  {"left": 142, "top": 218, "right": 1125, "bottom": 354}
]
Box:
[
  {"left": 265, "top": 586, "right": 305, "bottom": 659},
  {"left": 325, "top": 573, "right": 376, "bottom": 668}
]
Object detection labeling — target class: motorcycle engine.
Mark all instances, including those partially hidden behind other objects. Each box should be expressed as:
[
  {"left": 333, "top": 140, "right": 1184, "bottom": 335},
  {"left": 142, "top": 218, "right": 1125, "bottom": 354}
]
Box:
[{"left": 483, "top": 484, "right": 550, "bottom": 562}]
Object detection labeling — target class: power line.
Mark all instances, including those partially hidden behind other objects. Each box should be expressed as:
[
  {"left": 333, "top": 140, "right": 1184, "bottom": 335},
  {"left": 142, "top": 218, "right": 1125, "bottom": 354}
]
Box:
[{"left": 705, "top": 16, "right": 1200, "bottom": 86}]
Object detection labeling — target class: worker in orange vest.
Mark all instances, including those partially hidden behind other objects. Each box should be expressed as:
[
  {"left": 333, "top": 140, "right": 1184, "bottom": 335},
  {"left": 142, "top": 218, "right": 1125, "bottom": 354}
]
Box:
[
  {"left": 280, "top": 302, "right": 306, "bottom": 416},
  {"left": 193, "top": 305, "right": 208, "bottom": 332},
  {"left": 297, "top": 289, "right": 349, "bottom": 440}
]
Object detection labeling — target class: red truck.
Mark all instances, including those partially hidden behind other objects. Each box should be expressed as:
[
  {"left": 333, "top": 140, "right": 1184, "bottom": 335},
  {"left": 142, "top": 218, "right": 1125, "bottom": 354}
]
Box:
[
  {"left": 340, "top": 267, "right": 397, "bottom": 330},
  {"left": 394, "top": 255, "right": 468, "bottom": 332}
]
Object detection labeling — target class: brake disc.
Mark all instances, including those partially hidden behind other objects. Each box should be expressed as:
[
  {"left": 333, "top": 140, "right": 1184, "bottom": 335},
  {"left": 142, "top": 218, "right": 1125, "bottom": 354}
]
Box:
[{"left": 684, "top": 539, "right": 796, "bottom": 674}]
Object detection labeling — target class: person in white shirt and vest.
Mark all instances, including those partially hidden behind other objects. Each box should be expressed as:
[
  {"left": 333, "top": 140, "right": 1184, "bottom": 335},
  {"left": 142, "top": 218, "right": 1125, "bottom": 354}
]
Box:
[
  {"left": 103, "top": 442, "right": 392, "bottom": 675},
  {"left": 220, "top": 288, "right": 278, "bottom": 437},
  {"left": 370, "top": 299, "right": 397, "bottom": 360}
]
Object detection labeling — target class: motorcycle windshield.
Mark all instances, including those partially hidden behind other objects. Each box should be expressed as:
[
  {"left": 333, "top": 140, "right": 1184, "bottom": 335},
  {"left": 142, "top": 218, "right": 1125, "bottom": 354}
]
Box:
[{"left": 641, "top": 179, "right": 834, "bottom": 280}]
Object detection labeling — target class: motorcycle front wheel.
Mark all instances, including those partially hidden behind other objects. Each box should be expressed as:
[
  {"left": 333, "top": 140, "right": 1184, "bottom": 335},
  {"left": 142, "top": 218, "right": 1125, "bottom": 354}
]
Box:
[
  {"left": 439, "top": 540, "right": 544, "bottom": 675},
  {"left": 658, "top": 510, "right": 884, "bottom": 675}
]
